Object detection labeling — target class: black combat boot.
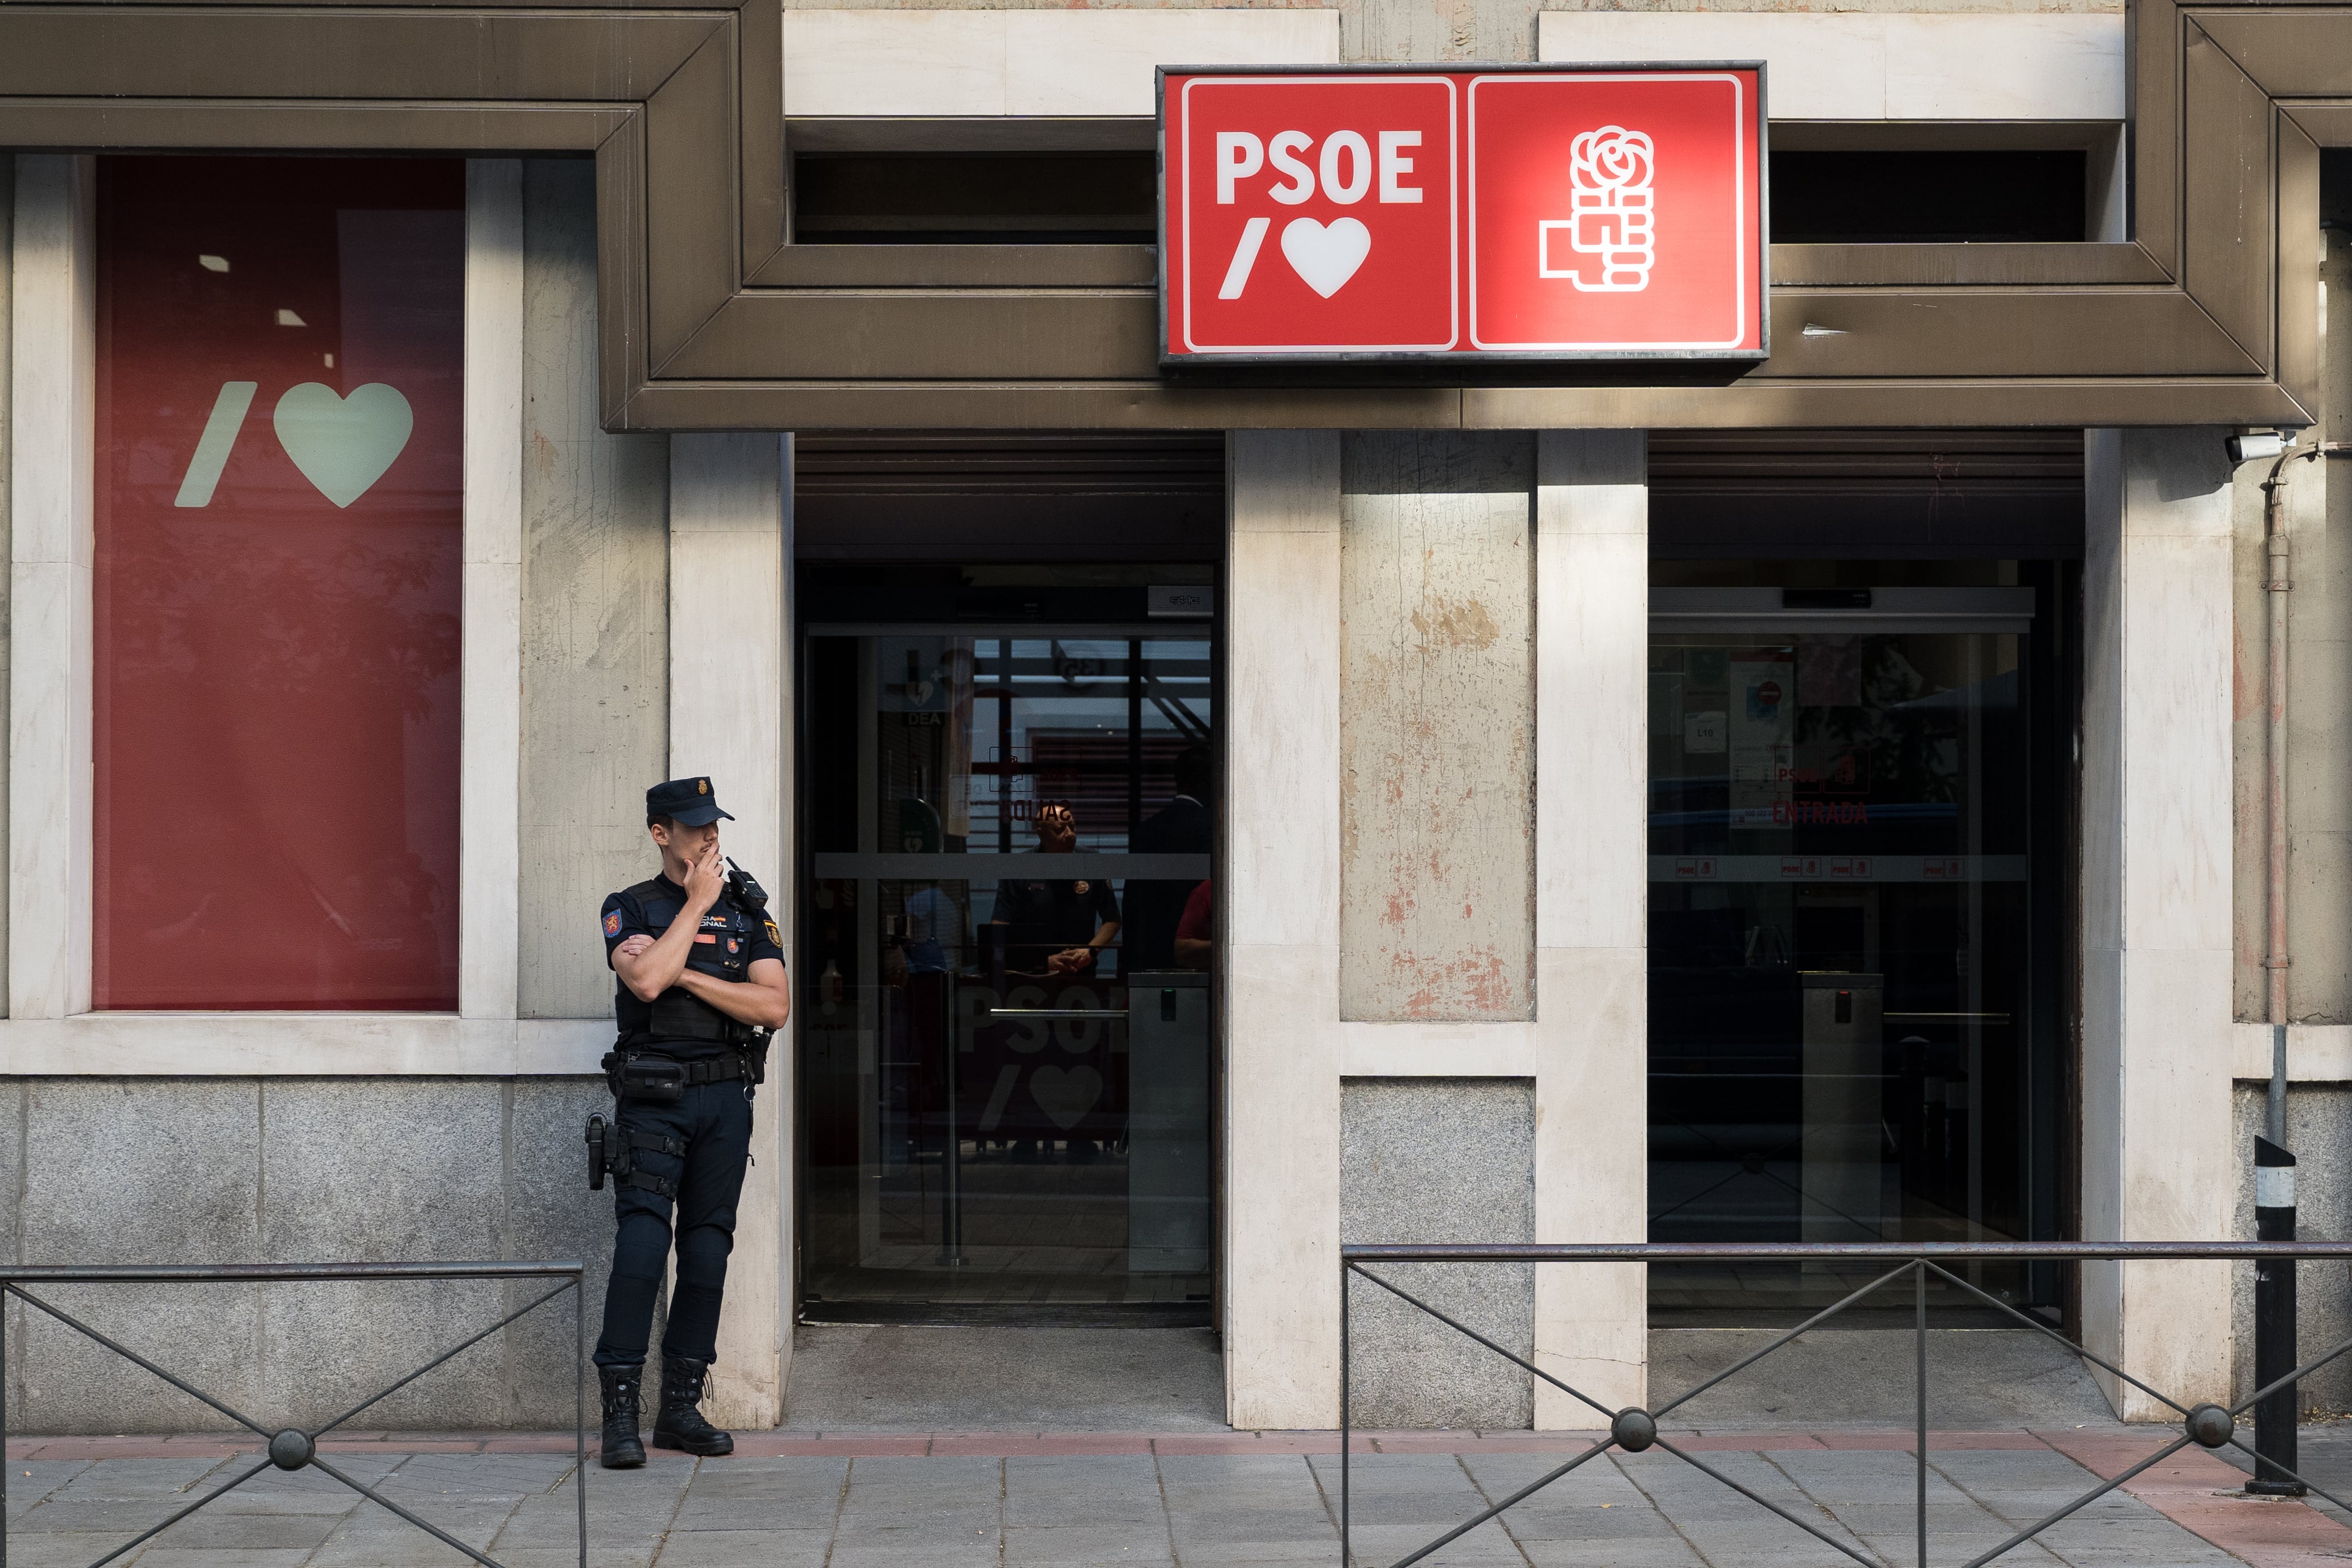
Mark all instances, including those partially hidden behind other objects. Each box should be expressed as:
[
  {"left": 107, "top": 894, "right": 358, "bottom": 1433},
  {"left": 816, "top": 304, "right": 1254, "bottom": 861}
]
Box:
[
  {"left": 598, "top": 1364, "right": 646, "bottom": 1469},
  {"left": 650, "top": 1356, "right": 735, "bottom": 1455}
]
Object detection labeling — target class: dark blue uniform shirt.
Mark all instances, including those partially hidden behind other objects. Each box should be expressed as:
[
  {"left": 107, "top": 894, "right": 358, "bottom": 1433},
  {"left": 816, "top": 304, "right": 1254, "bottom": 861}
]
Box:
[{"left": 601, "top": 874, "right": 784, "bottom": 1058}]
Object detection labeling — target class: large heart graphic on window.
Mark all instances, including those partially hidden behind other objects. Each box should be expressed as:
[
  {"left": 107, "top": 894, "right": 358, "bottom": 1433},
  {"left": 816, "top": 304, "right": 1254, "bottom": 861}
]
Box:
[
  {"left": 1281, "top": 217, "right": 1372, "bottom": 299},
  {"left": 1030, "top": 1064, "right": 1103, "bottom": 1130},
  {"left": 272, "top": 382, "right": 413, "bottom": 508}
]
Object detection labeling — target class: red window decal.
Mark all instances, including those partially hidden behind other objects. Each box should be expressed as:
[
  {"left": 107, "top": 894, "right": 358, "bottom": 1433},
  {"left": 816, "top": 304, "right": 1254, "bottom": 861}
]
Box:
[{"left": 95, "top": 157, "right": 465, "bottom": 1010}]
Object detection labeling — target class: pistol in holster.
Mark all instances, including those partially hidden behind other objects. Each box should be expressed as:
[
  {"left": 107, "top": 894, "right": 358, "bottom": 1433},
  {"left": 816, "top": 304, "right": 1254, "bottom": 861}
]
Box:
[{"left": 583, "top": 1112, "right": 687, "bottom": 1198}]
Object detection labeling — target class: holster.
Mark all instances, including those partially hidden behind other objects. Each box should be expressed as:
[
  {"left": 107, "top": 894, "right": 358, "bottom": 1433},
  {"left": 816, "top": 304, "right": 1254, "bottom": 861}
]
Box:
[{"left": 584, "top": 1113, "right": 688, "bottom": 1198}]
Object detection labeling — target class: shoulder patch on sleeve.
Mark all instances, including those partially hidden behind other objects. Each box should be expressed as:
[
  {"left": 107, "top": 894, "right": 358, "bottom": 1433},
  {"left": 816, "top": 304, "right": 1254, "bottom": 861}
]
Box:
[
  {"left": 764, "top": 918, "right": 782, "bottom": 947},
  {"left": 604, "top": 910, "right": 623, "bottom": 937}
]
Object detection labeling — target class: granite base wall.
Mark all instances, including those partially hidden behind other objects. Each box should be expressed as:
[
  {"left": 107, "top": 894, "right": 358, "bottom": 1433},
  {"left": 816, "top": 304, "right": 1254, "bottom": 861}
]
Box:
[
  {"left": 0, "top": 1077, "right": 629, "bottom": 1433},
  {"left": 1340, "top": 1077, "right": 1536, "bottom": 1429},
  {"left": 2232, "top": 1082, "right": 2352, "bottom": 1417}
]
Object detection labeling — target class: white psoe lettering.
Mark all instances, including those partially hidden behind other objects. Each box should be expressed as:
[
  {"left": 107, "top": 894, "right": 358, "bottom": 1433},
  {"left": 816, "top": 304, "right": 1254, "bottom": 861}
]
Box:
[
  {"left": 1212, "top": 130, "right": 1424, "bottom": 205},
  {"left": 1378, "top": 131, "right": 1424, "bottom": 203},
  {"left": 1215, "top": 132, "right": 1263, "bottom": 204}
]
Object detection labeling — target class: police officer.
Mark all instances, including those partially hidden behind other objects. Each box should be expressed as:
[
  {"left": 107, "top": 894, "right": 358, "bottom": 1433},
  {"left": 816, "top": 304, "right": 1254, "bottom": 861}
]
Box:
[{"left": 589, "top": 777, "right": 790, "bottom": 1468}]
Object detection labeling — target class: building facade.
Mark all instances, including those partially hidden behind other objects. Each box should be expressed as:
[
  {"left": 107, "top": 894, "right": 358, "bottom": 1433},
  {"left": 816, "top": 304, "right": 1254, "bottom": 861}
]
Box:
[{"left": 0, "top": 0, "right": 2346, "bottom": 1435}]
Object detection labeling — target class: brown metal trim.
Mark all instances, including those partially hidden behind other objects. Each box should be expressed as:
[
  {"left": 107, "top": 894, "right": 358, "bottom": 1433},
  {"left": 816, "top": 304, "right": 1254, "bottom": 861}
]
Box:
[
  {"left": 617, "top": 378, "right": 2316, "bottom": 432},
  {"left": 643, "top": 24, "right": 741, "bottom": 371},
  {"left": 758, "top": 244, "right": 1160, "bottom": 290},
  {"left": 1768, "top": 244, "right": 2171, "bottom": 287},
  {"left": 748, "top": 241, "right": 2163, "bottom": 296},
  {"left": 0, "top": 0, "right": 2340, "bottom": 428},
  {"left": 2192, "top": 8, "right": 2352, "bottom": 96},
  {"left": 0, "top": 100, "right": 627, "bottom": 149},
  {"left": 1767, "top": 120, "right": 2129, "bottom": 152},
  {"left": 1476, "top": 380, "right": 2311, "bottom": 428},
  {"left": 2134, "top": 0, "right": 2185, "bottom": 277},
  {"left": 2281, "top": 100, "right": 2352, "bottom": 139},
  {"left": 2275, "top": 107, "right": 2322, "bottom": 414},
  {"left": 2182, "top": 19, "right": 2275, "bottom": 365},
  {"left": 659, "top": 286, "right": 2264, "bottom": 383},
  {"left": 753, "top": 239, "right": 2166, "bottom": 293},
  {"left": 1764, "top": 291, "right": 2260, "bottom": 377},
  {"left": 739, "top": 0, "right": 783, "bottom": 276},
  {"left": 0, "top": 10, "right": 725, "bottom": 100},
  {"left": 662, "top": 291, "right": 1160, "bottom": 380},
  {"left": 598, "top": 111, "right": 649, "bottom": 426},
  {"left": 784, "top": 116, "right": 1159, "bottom": 153}
]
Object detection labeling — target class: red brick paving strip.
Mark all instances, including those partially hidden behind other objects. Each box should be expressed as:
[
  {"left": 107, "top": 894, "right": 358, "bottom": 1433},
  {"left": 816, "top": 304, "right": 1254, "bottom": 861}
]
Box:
[{"left": 2036, "top": 1429, "right": 2352, "bottom": 1568}]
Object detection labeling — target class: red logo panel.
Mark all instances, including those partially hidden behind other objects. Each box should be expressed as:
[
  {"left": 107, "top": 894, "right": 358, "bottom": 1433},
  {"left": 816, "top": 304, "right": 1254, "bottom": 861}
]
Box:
[
  {"left": 1172, "top": 77, "right": 1457, "bottom": 354},
  {"left": 1469, "top": 74, "right": 1759, "bottom": 352},
  {"left": 1161, "top": 66, "right": 1764, "bottom": 365}
]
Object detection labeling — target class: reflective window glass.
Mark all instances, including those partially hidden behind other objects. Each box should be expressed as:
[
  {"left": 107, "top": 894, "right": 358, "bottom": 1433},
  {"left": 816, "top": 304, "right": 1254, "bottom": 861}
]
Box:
[
  {"left": 1646, "top": 574, "right": 2064, "bottom": 1317},
  {"left": 800, "top": 570, "right": 1216, "bottom": 1312}
]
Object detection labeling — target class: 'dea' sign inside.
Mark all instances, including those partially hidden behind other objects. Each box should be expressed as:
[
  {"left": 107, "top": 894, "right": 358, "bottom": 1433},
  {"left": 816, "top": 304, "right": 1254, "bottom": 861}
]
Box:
[{"left": 1158, "top": 64, "right": 1766, "bottom": 366}]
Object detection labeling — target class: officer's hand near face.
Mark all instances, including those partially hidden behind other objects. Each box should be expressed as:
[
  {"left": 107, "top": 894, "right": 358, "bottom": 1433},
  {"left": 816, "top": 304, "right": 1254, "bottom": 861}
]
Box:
[{"left": 683, "top": 839, "right": 727, "bottom": 913}]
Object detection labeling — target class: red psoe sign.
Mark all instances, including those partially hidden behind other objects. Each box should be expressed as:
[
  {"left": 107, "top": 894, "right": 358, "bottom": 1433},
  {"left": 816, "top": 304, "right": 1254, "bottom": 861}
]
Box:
[{"left": 1160, "top": 64, "right": 1765, "bottom": 367}]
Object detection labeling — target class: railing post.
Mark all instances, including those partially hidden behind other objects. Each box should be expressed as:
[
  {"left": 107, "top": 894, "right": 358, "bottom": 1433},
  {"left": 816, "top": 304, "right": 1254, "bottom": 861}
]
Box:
[
  {"left": 3, "top": 1283, "right": 11, "bottom": 1568},
  {"left": 2251, "top": 1137, "right": 2304, "bottom": 1495},
  {"left": 1340, "top": 1257, "right": 1351, "bottom": 1567},
  {"left": 1915, "top": 1260, "right": 1928, "bottom": 1568}
]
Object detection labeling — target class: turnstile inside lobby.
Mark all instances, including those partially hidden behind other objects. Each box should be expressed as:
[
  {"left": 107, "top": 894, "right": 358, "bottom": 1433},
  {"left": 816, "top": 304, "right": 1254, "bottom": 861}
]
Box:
[{"left": 796, "top": 567, "right": 1216, "bottom": 1317}]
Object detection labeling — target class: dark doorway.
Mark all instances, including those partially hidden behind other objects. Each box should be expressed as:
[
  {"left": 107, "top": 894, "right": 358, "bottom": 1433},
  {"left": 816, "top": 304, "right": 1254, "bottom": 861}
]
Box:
[{"left": 797, "top": 564, "right": 1217, "bottom": 1320}]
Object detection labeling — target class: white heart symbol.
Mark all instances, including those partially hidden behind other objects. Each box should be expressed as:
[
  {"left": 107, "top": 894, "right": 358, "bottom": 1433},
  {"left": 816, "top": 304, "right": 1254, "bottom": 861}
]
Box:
[
  {"left": 272, "top": 382, "right": 413, "bottom": 508},
  {"left": 1029, "top": 1064, "right": 1103, "bottom": 1130},
  {"left": 1280, "top": 217, "right": 1372, "bottom": 299}
]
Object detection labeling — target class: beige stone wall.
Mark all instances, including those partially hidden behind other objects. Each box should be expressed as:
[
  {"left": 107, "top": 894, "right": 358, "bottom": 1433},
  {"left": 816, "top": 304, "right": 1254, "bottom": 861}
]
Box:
[
  {"left": 2230, "top": 230, "right": 2346, "bottom": 1026},
  {"left": 517, "top": 159, "right": 671, "bottom": 1020},
  {"left": 1338, "top": 431, "right": 1535, "bottom": 1023}
]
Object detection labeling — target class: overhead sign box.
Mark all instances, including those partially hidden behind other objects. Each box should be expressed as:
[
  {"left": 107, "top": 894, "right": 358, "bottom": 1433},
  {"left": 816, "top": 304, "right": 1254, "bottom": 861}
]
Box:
[{"left": 1158, "top": 63, "right": 1766, "bottom": 368}]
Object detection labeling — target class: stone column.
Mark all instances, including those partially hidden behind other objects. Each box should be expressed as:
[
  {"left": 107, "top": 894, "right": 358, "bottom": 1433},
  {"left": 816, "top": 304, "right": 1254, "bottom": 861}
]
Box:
[
  {"left": 1226, "top": 429, "right": 1652, "bottom": 1431},
  {"left": 1224, "top": 429, "right": 1345, "bottom": 1430},
  {"left": 1532, "top": 431, "right": 1648, "bottom": 1424},
  {"left": 9, "top": 155, "right": 94, "bottom": 1020},
  {"left": 460, "top": 159, "right": 524, "bottom": 1025},
  {"left": 668, "top": 431, "right": 790, "bottom": 1427},
  {"left": 1336, "top": 432, "right": 1541, "bottom": 1431},
  {"left": 2080, "top": 427, "right": 2237, "bottom": 1418}
]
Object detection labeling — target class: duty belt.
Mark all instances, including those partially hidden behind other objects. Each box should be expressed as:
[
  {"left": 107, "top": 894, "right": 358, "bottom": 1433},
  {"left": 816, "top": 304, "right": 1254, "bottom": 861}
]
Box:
[{"left": 601, "top": 1049, "right": 755, "bottom": 1104}]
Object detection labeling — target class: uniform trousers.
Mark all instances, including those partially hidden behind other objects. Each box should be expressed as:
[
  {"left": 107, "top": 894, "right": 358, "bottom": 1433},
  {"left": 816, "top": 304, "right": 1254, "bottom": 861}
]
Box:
[{"left": 594, "top": 1077, "right": 753, "bottom": 1369}]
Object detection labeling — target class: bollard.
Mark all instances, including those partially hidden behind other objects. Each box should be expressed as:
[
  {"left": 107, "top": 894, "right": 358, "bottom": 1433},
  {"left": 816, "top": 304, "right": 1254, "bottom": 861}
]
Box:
[{"left": 2250, "top": 1136, "right": 2305, "bottom": 1495}]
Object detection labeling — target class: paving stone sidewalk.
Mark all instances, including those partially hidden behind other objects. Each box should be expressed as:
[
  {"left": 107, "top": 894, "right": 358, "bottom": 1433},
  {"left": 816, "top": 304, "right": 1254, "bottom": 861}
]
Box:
[{"left": 7, "top": 1429, "right": 2352, "bottom": 1568}]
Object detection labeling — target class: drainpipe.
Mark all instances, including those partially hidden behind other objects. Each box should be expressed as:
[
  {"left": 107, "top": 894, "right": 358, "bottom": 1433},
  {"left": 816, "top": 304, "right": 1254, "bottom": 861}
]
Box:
[
  {"left": 2261, "top": 446, "right": 2294, "bottom": 1146},
  {"left": 2258, "top": 437, "right": 2352, "bottom": 1145}
]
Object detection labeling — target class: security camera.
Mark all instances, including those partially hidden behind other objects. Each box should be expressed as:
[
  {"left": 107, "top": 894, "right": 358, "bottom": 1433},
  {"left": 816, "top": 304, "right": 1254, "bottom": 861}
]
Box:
[{"left": 2229, "top": 431, "right": 2289, "bottom": 463}]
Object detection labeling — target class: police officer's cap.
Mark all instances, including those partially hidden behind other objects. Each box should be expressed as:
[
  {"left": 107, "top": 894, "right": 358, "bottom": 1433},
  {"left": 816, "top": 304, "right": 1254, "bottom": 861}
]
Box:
[{"left": 647, "top": 776, "right": 734, "bottom": 828}]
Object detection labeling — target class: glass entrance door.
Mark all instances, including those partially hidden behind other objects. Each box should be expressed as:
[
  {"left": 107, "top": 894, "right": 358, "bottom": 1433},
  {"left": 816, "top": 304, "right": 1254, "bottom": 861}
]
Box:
[
  {"left": 798, "top": 582, "right": 1215, "bottom": 1314},
  {"left": 1646, "top": 584, "right": 2062, "bottom": 1317}
]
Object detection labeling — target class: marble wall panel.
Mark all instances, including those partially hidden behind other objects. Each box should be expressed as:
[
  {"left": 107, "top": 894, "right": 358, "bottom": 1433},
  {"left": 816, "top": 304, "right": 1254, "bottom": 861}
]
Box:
[{"left": 1339, "top": 431, "right": 1535, "bottom": 1024}]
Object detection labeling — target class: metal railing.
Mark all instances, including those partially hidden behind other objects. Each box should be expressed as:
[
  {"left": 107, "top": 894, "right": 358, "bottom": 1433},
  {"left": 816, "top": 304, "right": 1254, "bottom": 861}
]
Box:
[
  {"left": 1341, "top": 1242, "right": 2352, "bottom": 1568},
  {"left": 0, "top": 1261, "right": 587, "bottom": 1568}
]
